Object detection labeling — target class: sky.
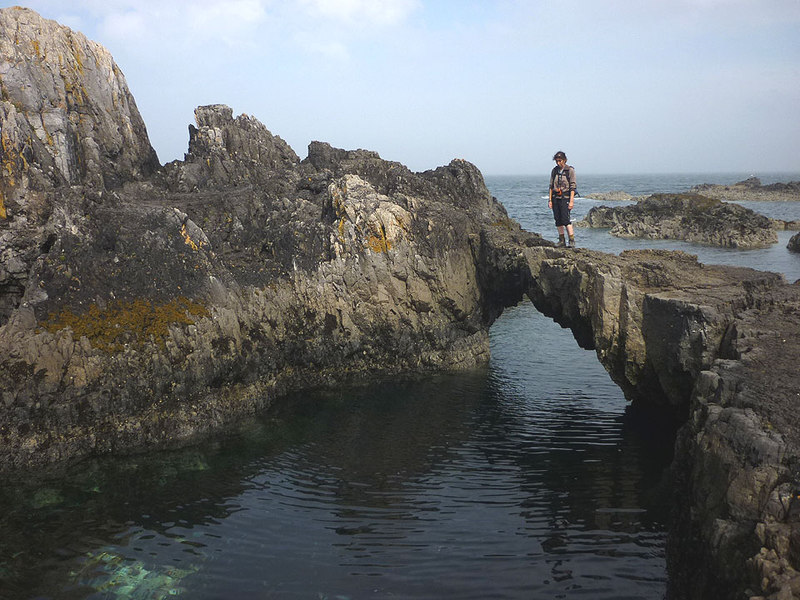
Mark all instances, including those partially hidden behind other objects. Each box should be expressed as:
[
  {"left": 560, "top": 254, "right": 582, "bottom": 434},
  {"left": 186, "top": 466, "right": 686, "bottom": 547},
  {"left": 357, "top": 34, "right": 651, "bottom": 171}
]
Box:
[{"left": 7, "top": 0, "right": 800, "bottom": 175}]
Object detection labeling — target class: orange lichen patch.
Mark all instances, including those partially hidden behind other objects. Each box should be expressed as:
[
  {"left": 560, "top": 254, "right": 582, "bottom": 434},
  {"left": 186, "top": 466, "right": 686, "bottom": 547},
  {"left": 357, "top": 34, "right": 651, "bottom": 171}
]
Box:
[
  {"left": 40, "top": 297, "right": 209, "bottom": 353},
  {"left": 68, "top": 34, "right": 85, "bottom": 75},
  {"left": 180, "top": 224, "right": 206, "bottom": 251},
  {"left": 0, "top": 192, "right": 6, "bottom": 220},
  {"left": 1, "top": 127, "right": 26, "bottom": 189},
  {"left": 367, "top": 229, "right": 392, "bottom": 253}
]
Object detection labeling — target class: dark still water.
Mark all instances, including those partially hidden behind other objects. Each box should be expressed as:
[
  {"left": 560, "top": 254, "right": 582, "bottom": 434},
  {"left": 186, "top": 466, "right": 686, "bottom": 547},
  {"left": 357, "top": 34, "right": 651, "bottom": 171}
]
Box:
[{"left": 0, "top": 304, "right": 672, "bottom": 600}]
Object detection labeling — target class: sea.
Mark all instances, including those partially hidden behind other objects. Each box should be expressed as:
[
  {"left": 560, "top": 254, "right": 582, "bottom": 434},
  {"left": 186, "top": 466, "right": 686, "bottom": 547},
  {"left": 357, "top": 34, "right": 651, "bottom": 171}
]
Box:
[{"left": 1, "top": 173, "right": 799, "bottom": 600}]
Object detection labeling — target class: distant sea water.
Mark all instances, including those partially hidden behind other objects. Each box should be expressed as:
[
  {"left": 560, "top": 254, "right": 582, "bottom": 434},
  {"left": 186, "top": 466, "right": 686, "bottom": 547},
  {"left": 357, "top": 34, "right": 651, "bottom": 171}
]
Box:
[
  {"left": 1, "top": 173, "right": 799, "bottom": 600},
  {"left": 486, "top": 172, "right": 800, "bottom": 283}
]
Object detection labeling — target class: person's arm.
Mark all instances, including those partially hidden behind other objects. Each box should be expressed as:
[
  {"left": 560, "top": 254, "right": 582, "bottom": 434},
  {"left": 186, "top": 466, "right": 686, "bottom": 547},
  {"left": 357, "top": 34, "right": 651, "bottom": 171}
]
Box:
[{"left": 568, "top": 167, "right": 576, "bottom": 209}]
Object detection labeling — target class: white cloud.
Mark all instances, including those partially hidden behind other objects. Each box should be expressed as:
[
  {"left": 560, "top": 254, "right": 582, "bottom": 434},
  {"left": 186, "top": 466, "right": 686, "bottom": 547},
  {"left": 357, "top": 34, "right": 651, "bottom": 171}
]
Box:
[
  {"left": 186, "top": 0, "right": 268, "bottom": 43},
  {"left": 99, "top": 9, "right": 149, "bottom": 42},
  {"left": 293, "top": 31, "right": 350, "bottom": 60},
  {"left": 299, "top": 0, "right": 419, "bottom": 26}
]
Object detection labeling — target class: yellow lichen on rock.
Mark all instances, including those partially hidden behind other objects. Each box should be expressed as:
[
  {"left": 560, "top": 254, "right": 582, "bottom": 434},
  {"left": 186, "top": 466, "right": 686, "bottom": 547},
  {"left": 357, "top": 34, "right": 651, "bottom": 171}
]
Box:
[
  {"left": 181, "top": 223, "right": 205, "bottom": 251},
  {"left": 40, "top": 297, "right": 209, "bottom": 353},
  {"left": 367, "top": 230, "right": 392, "bottom": 253}
]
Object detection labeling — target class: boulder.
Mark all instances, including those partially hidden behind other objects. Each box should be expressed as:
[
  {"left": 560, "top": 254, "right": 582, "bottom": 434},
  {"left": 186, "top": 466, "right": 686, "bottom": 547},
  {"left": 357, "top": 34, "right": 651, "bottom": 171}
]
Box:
[
  {"left": 789, "top": 232, "right": 800, "bottom": 253},
  {"left": 770, "top": 219, "right": 800, "bottom": 231},
  {"left": 579, "top": 193, "right": 778, "bottom": 248}
]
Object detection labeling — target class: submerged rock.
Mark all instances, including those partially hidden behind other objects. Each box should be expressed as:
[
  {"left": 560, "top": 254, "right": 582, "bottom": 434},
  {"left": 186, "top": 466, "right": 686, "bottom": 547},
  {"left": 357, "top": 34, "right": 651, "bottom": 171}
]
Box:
[{"left": 578, "top": 193, "right": 779, "bottom": 248}]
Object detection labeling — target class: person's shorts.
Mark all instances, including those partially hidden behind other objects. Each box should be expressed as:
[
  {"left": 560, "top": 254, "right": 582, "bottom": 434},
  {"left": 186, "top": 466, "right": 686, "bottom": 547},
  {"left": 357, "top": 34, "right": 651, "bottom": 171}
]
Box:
[{"left": 551, "top": 196, "right": 571, "bottom": 226}]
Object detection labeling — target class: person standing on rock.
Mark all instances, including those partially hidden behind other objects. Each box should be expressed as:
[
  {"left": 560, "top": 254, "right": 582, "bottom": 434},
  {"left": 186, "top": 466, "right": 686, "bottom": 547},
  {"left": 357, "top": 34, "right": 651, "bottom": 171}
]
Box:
[{"left": 549, "top": 151, "right": 577, "bottom": 247}]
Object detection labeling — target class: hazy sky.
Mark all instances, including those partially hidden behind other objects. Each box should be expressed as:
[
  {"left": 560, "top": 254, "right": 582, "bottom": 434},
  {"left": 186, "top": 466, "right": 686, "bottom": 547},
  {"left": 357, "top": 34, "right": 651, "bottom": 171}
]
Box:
[{"left": 10, "top": 0, "right": 800, "bottom": 174}]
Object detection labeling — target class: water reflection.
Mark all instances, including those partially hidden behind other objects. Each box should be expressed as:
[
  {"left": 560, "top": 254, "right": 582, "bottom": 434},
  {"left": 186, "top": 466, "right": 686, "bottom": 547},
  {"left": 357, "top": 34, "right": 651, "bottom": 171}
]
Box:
[{"left": 0, "top": 305, "right": 672, "bottom": 600}]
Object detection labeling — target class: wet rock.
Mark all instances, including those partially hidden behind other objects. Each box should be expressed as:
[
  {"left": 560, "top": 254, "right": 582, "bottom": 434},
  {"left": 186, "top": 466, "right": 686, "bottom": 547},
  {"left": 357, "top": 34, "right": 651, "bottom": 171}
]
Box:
[{"left": 579, "top": 193, "right": 779, "bottom": 248}]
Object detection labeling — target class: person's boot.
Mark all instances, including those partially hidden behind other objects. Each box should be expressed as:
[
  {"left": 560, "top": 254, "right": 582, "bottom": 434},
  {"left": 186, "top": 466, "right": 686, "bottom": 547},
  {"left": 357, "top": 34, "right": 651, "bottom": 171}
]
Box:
[
  {"left": 556, "top": 234, "right": 566, "bottom": 247},
  {"left": 568, "top": 234, "right": 576, "bottom": 248}
]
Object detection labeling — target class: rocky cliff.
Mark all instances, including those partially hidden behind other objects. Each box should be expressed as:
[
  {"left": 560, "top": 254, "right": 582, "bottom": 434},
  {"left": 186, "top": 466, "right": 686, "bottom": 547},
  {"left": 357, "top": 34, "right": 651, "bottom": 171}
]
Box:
[
  {"left": 2, "top": 7, "right": 800, "bottom": 600},
  {"left": 579, "top": 193, "right": 779, "bottom": 249}
]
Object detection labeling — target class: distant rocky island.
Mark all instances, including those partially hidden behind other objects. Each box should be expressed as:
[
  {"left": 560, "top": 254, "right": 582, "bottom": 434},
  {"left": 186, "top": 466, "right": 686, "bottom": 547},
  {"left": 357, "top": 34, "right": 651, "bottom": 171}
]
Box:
[
  {"left": 2, "top": 7, "right": 800, "bottom": 599},
  {"left": 691, "top": 177, "right": 800, "bottom": 202}
]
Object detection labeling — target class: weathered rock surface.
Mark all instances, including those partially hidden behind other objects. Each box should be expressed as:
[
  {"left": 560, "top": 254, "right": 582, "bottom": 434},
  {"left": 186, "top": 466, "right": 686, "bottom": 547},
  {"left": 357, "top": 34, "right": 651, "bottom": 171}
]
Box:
[
  {"left": 0, "top": 7, "right": 158, "bottom": 189},
  {"left": 0, "top": 6, "right": 159, "bottom": 324},
  {"left": 2, "top": 8, "right": 800, "bottom": 600},
  {"left": 691, "top": 177, "right": 800, "bottom": 202},
  {"left": 579, "top": 193, "right": 779, "bottom": 249}
]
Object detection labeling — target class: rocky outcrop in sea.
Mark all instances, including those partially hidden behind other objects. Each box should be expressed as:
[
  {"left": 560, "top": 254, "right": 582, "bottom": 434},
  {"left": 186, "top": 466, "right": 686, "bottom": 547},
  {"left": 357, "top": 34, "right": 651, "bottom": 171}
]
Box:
[
  {"left": 582, "top": 190, "right": 645, "bottom": 202},
  {"left": 2, "top": 7, "right": 800, "bottom": 600},
  {"left": 578, "top": 193, "right": 779, "bottom": 248},
  {"left": 691, "top": 177, "right": 800, "bottom": 202}
]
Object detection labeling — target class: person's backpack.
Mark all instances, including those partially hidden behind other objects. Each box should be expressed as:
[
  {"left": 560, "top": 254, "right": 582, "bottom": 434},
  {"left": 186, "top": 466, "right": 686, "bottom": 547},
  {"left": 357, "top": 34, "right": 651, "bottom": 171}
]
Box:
[{"left": 551, "top": 165, "right": 578, "bottom": 197}]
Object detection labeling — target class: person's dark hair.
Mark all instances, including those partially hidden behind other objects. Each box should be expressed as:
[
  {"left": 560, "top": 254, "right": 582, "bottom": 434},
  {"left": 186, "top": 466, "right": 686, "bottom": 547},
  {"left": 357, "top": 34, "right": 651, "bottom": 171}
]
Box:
[{"left": 553, "top": 151, "right": 567, "bottom": 161}]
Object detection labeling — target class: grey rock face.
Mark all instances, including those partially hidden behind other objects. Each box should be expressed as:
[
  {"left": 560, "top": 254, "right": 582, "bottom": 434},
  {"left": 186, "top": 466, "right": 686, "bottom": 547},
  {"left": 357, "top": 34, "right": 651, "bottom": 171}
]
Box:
[
  {"left": 579, "top": 193, "right": 779, "bottom": 248},
  {"left": 0, "top": 6, "right": 159, "bottom": 191},
  {"left": 0, "top": 6, "right": 155, "bottom": 324}
]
